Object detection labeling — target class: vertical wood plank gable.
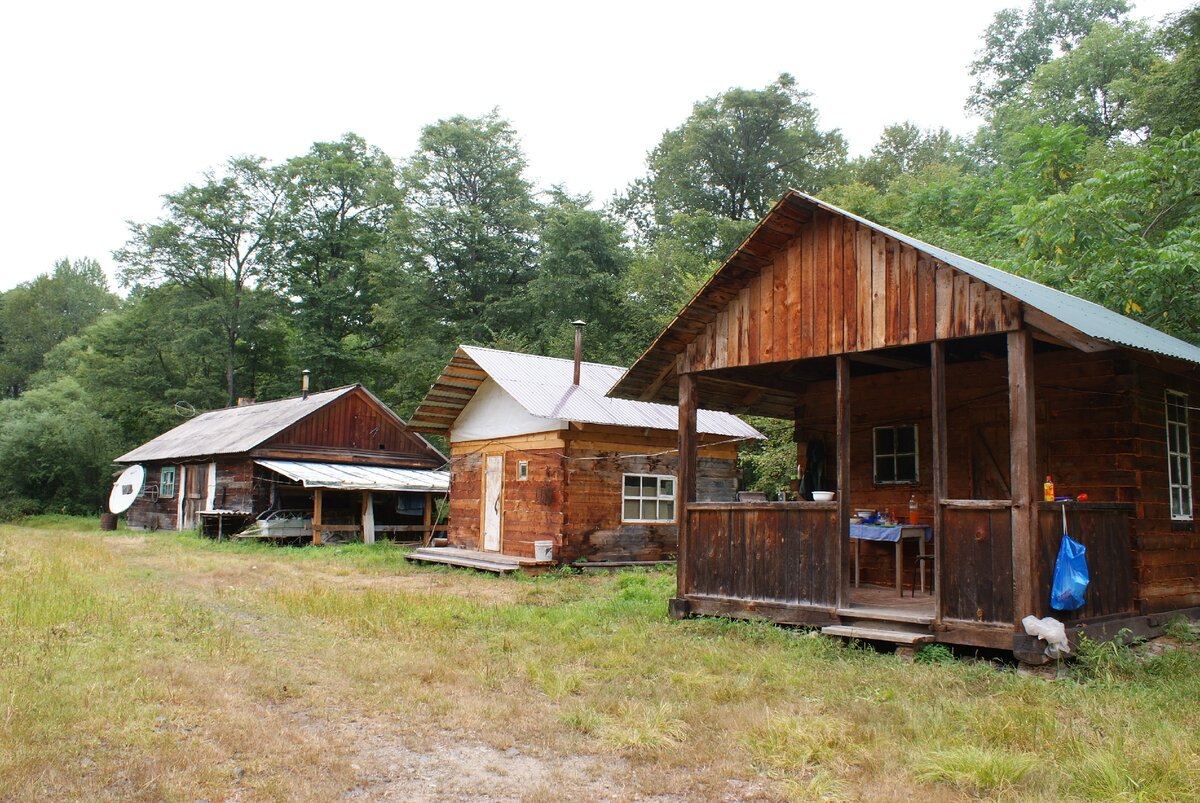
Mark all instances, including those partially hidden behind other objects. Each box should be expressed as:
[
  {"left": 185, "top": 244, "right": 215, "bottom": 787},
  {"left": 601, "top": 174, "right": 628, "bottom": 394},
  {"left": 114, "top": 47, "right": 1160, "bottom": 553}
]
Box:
[
  {"left": 829, "top": 215, "right": 845, "bottom": 354},
  {"left": 935, "top": 263, "right": 954, "bottom": 340},
  {"left": 799, "top": 228, "right": 813, "bottom": 359},
  {"left": 856, "top": 228, "right": 873, "bottom": 352},
  {"left": 842, "top": 220, "right": 858, "bottom": 353},
  {"left": 786, "top": 240, "right": 802, "bottom": 360},
  {"left": 761, "top": 253, "right": 776, "bottom": 363},
  {"left": 871, "top": 232, "right": 887, "bottom": 348},
  {"left": 917, "top": 256, "right": 936, "bottom": 343},
  {"left": 885, "top": 238, "right": 900, "bottom": 344},
  {"left": 814, "top": 211, "right": 831, "bottom": 357}
]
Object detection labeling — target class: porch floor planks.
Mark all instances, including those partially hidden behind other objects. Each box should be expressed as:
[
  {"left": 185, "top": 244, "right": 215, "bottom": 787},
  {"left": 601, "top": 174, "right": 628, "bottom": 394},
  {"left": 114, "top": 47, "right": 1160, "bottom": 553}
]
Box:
[{"left": 406, "top": 547, "right": 553, "bottom": 575}]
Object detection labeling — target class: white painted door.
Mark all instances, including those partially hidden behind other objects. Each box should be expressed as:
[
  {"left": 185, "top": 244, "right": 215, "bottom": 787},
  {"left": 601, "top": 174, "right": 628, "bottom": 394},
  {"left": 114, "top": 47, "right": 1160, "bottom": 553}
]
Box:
[{"left": 483, "top": 454, "right": 503, "bottom": 551}]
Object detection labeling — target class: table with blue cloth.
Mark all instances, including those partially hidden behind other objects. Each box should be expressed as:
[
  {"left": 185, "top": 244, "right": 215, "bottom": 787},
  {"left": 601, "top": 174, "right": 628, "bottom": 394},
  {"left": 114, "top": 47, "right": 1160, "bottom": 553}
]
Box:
[{"left": 849, "top": 523, "right": 932, "bottom": 595}]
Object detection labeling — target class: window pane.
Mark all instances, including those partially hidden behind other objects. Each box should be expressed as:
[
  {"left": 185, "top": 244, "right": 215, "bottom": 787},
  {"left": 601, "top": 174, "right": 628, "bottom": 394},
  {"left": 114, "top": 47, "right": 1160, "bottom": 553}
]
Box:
[
  {"left": 659, "top": 500, "right": 675, "bottom": 521},
  {"left": 875, "top": 428, "right": 894, "bottom": 454},
  {"left": 875, "top": 457, "right": 895, "bottom": 483},
  {"left": 896, "top": 455, "right": 917, "bottom": 482},
  {"left": 1171, "top": 489, "right": 1181, "bottom": 517},
  {"left": 624, "top": 475, "right": 640, "bottom": 495},
  {"left": 897, "top": 425, "right": 916, "bottom": 453},
  {"left": 642, "top": 477, "right": 658, "bottom": 497},
  {"left": 660, "top": 478, "right": 674, "bottom": 497},
  {"left": 624, "top": 500, "right": 640, "bottom": 519}
]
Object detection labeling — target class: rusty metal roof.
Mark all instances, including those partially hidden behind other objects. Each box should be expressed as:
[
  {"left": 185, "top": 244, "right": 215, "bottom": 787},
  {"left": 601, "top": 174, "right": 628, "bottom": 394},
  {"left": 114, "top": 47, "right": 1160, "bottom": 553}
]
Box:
[
  {"left": 407, "top": 345, "right": 763, "bottom": 439},
  {"left": 255, "top": 460, "right": 449, "bottom": 492},
  {"left": 117, "top": 387, "right": 359, "bottom": 463}
]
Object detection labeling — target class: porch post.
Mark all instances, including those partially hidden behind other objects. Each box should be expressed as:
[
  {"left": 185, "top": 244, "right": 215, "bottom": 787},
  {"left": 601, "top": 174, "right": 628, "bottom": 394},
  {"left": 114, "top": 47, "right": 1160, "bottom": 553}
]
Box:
[
  {"left": 930, "top": 341, "right": 948, "bottom": 625},
  {"left": 312, "top": 488, "right": 323, "bottom": 546},
  {"left": 676, "top": 369, "right": 698, "bottom": 606},
  {"left": 1008, "top": 329, "right": 1038, "bottom": 624},
  {"left": 361, "top": 491, "right": 375, "bottom": 545},
  {"left": 835, "top": 356, "right": 852, "bottom": 609}
]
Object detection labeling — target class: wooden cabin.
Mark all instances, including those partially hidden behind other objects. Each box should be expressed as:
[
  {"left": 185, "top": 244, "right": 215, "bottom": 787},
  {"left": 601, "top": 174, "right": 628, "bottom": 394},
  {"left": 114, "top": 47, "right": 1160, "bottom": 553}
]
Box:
[
  {"left": 405, "top": 345, "right": 763, "bottom": 567},
  {"left": 114, "top": 385, "right": 448, "bottom": 543},
  {"left": 609, "top": 190, "right": 1200, "bottom": 660}
]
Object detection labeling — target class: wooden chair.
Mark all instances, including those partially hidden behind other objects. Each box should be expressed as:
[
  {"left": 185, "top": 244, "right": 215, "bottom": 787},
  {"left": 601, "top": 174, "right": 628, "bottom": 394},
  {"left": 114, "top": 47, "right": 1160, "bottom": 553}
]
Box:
[{"left": 911, "top": 553, "right": 935, "bottom": 596}]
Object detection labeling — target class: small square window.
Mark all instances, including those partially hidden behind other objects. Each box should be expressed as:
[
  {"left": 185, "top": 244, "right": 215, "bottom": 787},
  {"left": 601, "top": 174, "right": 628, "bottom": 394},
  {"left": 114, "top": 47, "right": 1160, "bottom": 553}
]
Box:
[
  {"left": 517, "top": 460, "right": 529, "bottom": 481},
  {"left": 874, "top": 425, "right": 918, "bottom": 485},
  {"left": 621, "top": 473, "right": 676, "bottom": 523},
  {"left": 159, "top": 466, "right": 177, "bottom": 498}
]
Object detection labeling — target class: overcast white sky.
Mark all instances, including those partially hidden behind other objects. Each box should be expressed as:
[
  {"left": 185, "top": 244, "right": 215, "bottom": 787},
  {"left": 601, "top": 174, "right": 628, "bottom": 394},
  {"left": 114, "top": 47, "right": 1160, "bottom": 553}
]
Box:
[{"left": 0, "top": 0, "right": 1190, "bottom": 292}]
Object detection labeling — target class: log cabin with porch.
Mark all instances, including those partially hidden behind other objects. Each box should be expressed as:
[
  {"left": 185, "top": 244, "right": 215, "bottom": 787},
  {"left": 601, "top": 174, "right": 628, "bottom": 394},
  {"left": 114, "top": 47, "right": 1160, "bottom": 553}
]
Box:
[
  {"left": 609, "top": 190, "right": 1200, "bottom": 660},
  {"left": 114, "top": 384, "right": 448, "bottom": 544},
  {"left": 404, "top": 341, "right": 763, "bottom": 571}
]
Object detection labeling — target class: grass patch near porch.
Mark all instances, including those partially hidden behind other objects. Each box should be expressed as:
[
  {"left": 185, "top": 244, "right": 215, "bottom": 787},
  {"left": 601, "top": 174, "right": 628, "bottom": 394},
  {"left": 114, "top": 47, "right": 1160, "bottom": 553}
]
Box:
[{"left": 2, "top": 518, "right": 1199, "bottom": 800}]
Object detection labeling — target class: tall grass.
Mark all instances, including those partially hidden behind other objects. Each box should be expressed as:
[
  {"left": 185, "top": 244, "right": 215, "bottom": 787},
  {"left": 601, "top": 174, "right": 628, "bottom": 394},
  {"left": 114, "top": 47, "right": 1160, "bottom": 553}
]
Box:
[{"left": 3, "top": 518, "right": 1200, "bottom": 800}]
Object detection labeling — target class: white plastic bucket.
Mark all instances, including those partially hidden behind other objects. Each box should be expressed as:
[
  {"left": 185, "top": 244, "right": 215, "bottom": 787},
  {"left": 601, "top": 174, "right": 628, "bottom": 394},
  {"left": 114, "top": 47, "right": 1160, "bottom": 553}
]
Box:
[{"left": 533, "top": 540, "right": 554, "bottom": 562}]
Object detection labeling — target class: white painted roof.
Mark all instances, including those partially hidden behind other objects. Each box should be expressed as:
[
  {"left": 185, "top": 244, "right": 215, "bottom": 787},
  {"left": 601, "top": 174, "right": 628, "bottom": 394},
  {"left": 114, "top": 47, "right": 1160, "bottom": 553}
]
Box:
[{"left": 255, "top": 460, "right": 449, "bottom": 492}]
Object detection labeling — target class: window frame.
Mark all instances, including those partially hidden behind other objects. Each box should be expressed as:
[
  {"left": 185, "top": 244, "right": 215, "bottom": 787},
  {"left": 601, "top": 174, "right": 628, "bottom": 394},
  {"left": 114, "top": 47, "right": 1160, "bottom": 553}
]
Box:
[
  {"left": 159, "top": 465, "right": 177, "bottom": 499},
  {"left": 1165, "top": 390, "right": 1193, "bottom": 521},
  {"left": 873, "top": 424, "right": 919, "bottom": 485},
  {"left": 621, "top": 473, "right": 676, "bottom": 524},
  {"left": 517, "top": 460, "right": 529, "bottom": 481}
]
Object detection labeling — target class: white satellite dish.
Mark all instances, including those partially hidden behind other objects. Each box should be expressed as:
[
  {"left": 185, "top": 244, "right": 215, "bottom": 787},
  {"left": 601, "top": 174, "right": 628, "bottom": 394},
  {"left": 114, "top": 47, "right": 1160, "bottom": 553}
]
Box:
[{"left": 109, "top": 465, "right": 146, "bottom": 514}]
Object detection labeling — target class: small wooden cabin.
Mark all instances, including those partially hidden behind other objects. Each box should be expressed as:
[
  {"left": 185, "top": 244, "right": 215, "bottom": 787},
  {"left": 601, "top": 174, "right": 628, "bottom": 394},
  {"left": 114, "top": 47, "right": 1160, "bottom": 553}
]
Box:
[
  {"left": 610, "top": 190, "right": 1200, "bottom": 659},
  {"left": 406, "top": 345, "right": 763, "bottom": 565},
  {"left": 115, "top": 385, "right": 448, "bottom": 543}
]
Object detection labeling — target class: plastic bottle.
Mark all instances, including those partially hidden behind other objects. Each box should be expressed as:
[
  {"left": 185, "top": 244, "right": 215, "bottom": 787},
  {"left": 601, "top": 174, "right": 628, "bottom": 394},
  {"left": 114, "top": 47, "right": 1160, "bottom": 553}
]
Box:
[
  {"left": 908, "top": 494, "right": 918, "bottom": 524},
  {"left": 1043, "top": 475, "right": 1055, "bottom": 502}
]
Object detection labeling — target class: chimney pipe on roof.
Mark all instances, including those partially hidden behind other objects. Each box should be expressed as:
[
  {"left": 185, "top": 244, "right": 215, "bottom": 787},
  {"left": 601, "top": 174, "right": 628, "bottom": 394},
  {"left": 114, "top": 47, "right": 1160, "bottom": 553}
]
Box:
[
  {"left": 301, "top": 369, "right": 310, "bottom": 400},
  {"left": 572, "top": 320, "right": 586, "bottom": 386}
]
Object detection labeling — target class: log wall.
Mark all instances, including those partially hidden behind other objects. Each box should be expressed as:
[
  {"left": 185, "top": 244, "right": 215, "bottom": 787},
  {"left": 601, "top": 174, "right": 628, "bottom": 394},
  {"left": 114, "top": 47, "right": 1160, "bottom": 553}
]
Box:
[{"left": 1034, "top": 502, "right": 1135, "bottom": 620}]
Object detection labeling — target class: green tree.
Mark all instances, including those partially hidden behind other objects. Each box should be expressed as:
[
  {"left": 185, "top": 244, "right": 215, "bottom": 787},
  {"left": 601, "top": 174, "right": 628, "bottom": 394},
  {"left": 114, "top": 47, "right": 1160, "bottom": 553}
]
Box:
[
  {"left": 271, "top": 133, "right": 399, "bottom": 389},
  {"left": 0, "top": 258, "right": 117, "bottom": 397},
  {"left": 395, "top": 111, "right": 539, "bottom": 345},
  {"left": 848, "top": 122, "right": 968, "bottom": 190},
  {"left": 115, "top": 157, "right": 284, "bottom": 407},
  {"left": 968, "top": 0, "right": 1130, "bottom": 115},
  {"left": 626, "top": 74, "right": 846, "bottom": 229},
  {"left": 1135, "top": 6, "right": 1200, "bottom": 136},
  {"left": 0, "top": 378, "right": 118, "bottom": 517}
]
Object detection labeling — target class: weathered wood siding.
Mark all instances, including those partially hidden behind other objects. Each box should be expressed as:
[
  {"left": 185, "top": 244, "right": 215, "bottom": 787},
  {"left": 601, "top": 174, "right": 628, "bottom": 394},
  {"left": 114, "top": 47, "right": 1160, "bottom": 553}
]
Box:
[
  {"left": 1034, "top": 503, "right": 1135, "bottom": 620},
  {"left": 942, "top": 505, "right": 1014, "bottom": 624},
  {"left": 682, "top": 210, "right": 1021, "bottom": 373},
  {"left": 446, "top": 427, "right": 739, "bottom": 563},
  {"left": 265, "top": 387, "right": 438, "bottom": 463},
  {"left": 125, "top": 462, "right": 179, "bottom": 531},
  {"left": 685, "top": 503, "right": 839, "bottom": 607}
]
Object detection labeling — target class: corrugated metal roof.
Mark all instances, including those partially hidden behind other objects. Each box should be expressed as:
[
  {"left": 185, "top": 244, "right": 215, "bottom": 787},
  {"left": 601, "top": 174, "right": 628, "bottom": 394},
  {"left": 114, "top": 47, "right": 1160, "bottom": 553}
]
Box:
[
  {"left": 797, "top": 191, "right": 1200, "bottom": 366},
  {"left": 409, "top": 345, "right": 763, "bottom": 439},
  {"left": 116, "top": 387, "right": 358, "bottom": 462},
  {"left": 255, "top": 460, "right": 449, "bottom": 492}
]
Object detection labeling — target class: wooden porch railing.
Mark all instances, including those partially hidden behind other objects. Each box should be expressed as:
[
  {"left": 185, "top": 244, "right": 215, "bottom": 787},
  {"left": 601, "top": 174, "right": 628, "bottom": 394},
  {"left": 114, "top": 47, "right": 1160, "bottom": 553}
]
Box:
[{"left": 684, "top": 502, "right": 839, "bottom": 606}]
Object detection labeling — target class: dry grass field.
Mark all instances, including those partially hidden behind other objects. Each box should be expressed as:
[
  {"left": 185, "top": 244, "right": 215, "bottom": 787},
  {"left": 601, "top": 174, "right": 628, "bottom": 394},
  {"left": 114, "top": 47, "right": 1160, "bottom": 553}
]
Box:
[{"left": 2, "top": 517, "right": 1199, "bottom": 801}]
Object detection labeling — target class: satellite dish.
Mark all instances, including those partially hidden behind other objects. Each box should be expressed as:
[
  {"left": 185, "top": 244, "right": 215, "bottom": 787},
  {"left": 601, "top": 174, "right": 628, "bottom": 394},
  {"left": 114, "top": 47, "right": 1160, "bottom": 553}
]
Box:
[
  {"left": 109, "top": 465, "right": 145, "bottom": 514},
  {"left": 174, "top": 401, "right": 197, "bottom": 418}
]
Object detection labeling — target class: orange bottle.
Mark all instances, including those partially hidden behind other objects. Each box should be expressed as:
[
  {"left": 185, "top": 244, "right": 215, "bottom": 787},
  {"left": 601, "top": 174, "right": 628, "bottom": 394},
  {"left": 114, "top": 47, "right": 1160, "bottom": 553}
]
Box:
[
  {"left": 908, "top": 494, "right": 918, "bottom": 524},
  {"left": 1043, "top": 475, "right": 1055, "bottom": 502}
]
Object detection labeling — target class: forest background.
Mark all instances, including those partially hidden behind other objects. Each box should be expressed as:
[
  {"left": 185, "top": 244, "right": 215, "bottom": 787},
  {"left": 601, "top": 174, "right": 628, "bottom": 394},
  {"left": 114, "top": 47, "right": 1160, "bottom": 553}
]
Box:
[{"left": 2, "top": 0, "right": 1199, "bottom": 517}]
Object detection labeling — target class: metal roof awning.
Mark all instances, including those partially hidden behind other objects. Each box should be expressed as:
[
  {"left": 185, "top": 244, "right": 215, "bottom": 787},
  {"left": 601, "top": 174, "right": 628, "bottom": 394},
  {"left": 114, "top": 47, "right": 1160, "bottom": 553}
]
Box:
[{"left": 255, "top": 460, "right": 449, "bottom": 492}]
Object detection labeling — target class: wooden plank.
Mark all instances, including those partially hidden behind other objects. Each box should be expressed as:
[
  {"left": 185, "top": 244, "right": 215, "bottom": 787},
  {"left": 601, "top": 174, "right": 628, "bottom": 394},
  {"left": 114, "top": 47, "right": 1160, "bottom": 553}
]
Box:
[
  {"left": 836, "top": 355, "right": 851, "bottom": 610},
  {"left": 786, "top": 241, "right": 801, "bottom": 360},
  {"left": 800, "top": 228, "right": 813, "bottom": 358},
  {"left": 829, "top": 215, "right": 845, "bottom": 354},
  {"left": 871, "top": 232, "right": 887, "bottom": 348},
  {"left": 1009, "top": 329, "right": 1037, "bottom": 625},
  {"left": 952, "top": 273, "right": 971, "bottom": 338},
  {"left": 761, "top": 254, "right": 775, "bottom": 363},
  {"left": 842, "top": 219, "right": 858, "bottom": 353},
  {"left": 813, "top": 212, "right": 830, "bottom": 356},
  {"left": 747, "top": 272, "right": 760, "bottom": 365},
  {"left": 935, "top": 264, "right": 954, "bottom": 340},
  {"left": 901, "top": 246, "right": 917, "bottom": 344},
  {"left": 856, "top": 228, "right": 872, "bottom": 351},
  {"left": 931, "top": 341, "right": 947, "bottom": 626},
  {"left": 739, "top": 285, "right": 751, "bottom": 365},
  {"left": 312, "top": 488, "right": 323, "bottom": 546},
  {"left": 885, "top": 239, "right": 900, "bottom": 344},
  {"left": 677, "top": 369, "right": 698, "bottom": 600}
]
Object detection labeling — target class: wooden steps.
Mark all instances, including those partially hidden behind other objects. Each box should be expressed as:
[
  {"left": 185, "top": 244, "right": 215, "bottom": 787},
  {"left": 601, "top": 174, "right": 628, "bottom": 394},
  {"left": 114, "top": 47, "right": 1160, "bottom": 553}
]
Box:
[
  {"left": 821, "top": 624, "right": 934, "bottom": 645},
  {"left": 405, "top": 547, "right": 553, "bottom": 575}
]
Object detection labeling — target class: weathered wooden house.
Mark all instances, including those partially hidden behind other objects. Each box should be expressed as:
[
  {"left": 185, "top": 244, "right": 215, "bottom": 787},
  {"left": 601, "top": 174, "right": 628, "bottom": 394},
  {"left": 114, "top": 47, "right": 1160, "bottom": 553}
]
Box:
[
  {"left": 609, "top": 190, "right": 1200, "bottom": 659},
  {"left": 115, "top": 385, "right": 448, "bottom": 543},
  {"left": 405, "top": 344, "right": 762, "bottom": 569}
]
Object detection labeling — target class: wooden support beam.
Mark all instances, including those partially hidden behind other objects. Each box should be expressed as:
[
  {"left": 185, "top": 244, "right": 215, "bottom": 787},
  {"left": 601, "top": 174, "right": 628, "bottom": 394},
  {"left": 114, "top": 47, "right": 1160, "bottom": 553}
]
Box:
[
  {"left": 1024, "top": 308, "right": 1113, "bottom": 353},
  {"left": 639, "top": 358, "right": 680, "bottom": 401},
  {"left": 677, "top": 369, "right": 698, "bottom": 601},
  {"left": 835, "top": 355, "right": 851, "bottom": 610},
  {"left": 930, "top": 341, "right": 948, "bottom": 625},
  {"left": 362, "top": 491, "right": 375, "bottom": 545},
  {"left": 1008, "top": 329, "right": 1038, "bottom": 625},
  {"left": 312, "top": 488, "right": 323, "bottom": 546}
]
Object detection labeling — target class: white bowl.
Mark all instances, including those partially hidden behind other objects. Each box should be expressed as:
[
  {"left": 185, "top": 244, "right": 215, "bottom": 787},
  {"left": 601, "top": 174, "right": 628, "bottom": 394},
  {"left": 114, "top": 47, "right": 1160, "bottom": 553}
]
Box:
[{"left": 811, "top": 491, "right": 835, "bottom": 502}]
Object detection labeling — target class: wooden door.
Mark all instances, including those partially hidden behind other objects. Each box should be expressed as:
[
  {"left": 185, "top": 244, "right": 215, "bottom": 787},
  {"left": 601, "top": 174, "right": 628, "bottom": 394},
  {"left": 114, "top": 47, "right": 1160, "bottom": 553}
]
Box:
[
  {"left": 482, "top": 454, "right": 503, "bottom": 551},
  {"left": 182, "top": 465, "right": 206, "bottom": 529}
]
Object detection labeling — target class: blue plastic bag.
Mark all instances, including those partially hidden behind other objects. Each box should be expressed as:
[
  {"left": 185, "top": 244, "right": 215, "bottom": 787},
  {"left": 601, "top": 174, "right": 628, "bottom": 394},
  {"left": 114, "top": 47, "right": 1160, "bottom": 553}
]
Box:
[{"left": 1050, "top": 527, "right": 1089, "bottom": 611}]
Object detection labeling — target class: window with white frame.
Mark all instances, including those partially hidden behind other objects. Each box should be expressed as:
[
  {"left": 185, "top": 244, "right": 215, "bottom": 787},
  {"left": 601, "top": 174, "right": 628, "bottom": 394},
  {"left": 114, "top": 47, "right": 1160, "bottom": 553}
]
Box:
[
  {"left": 159, "top": 465, "right": 177, "bottom": 498},
  {"left": 517, "top": 460, "right": 529, "bottom": 481},
  {"left": 1166, "top": 391, "right": 1193, "bottom": 520},
  {"left": 874, "top": 425, "right": 919, "bottom": 484},
  {"left": 622, "top": 474, "right": 675, "bottom": 523}
]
